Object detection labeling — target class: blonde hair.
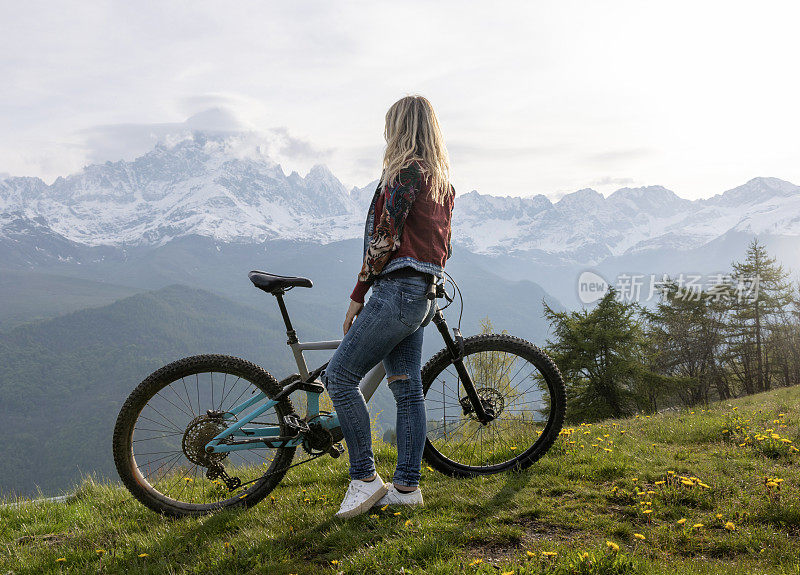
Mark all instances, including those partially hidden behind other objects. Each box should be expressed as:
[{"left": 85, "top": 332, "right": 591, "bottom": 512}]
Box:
[{"left": 379, "top": 95, "right": 452, "bottom": 205}]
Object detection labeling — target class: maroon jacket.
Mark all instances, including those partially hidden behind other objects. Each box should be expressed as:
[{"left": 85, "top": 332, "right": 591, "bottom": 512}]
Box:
[{"left": 350, "top": 160, "right": 454, "bottom": 303}]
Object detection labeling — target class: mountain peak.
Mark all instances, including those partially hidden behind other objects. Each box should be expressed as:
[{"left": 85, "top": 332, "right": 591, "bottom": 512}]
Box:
[
  {"left": 556, "top": 188, "right": 604, "bottom": 206},
  {"left": 706, "top": 176, "right": 800, "bottom": 206}
]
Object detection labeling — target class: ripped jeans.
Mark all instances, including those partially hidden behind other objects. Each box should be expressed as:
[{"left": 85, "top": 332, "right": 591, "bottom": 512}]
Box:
[{"left": 320, "top": 273, "right": 436, "bottom": 487}]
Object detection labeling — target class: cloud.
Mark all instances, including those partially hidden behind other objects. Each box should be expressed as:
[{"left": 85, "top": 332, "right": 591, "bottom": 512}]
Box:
[
  {"left": 77, "top": 106, "right": 252, "bottom": 164},
  {"left": 75, "top": 106, "right": 335, "bottom": 170},
  {"left": 584, "top": 148, "right": 653, "bottom": 164},
  {"left": 589, "top": 176, "right": 636, "bottom": 187},
  {"left": 449, "top": 142, "right": 563, "bottom": 162},
  {"left": 269, "top": 127, "right": 333, "bottom": 159}
]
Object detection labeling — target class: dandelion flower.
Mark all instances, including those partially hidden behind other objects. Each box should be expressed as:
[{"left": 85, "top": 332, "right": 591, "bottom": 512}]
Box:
[
  {"left": 56, "top": 558, "right": 66, "bottom": 563},
  {"left": 677, "top": 518, "right": 687, "bottom": 525},
  {"left": 468, "top": 558, "right": 483, "bottom": 566},
  {"left": 692, "top": 523, "right": 704, "bottom": 529},
  {"left": 331, "top": 560, "right": 339, "bottom": 565},
  {"left": 606, "top": 540, "right": 620, "bottom": 552},
  {"left": 138, "top": 553, "right": 149, "bottom": 558},
  {"left": 715, "top": 513, "right": 723, "bottom": 519},
  {"left": 96, "top": 549, "right": 106, "bottom": 556},
  {"left": 634, "top": 533, "right": 645, "bottom": 540},
  {"left": 724, "top": 521, "right": 736, "bottom": 531},
  {"left": 526, "top": 550, "right": 535, "bottom": 557},
  {"left": 405, "top": 519, "right": 413, "bottom": 527}
]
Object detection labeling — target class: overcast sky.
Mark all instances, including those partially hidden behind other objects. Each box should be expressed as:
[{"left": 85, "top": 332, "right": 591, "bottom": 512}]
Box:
[{"left": 2, "top": 1, "right": 799, "bottom": 200}]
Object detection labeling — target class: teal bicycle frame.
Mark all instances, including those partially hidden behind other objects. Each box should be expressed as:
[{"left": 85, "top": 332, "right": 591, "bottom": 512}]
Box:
[{"left": 202, "top": 288, "right": 389, "bottom": 455}]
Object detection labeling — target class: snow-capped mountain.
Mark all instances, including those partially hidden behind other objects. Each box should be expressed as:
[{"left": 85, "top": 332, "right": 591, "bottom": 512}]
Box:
[
  {"left": 1, "top": 133, "right": 799, "bottom": 267},
  {"left": 0, "top": 133, "right": 365, "bottom": 246},
  {"left": 452, "top": 178, "right": 800, "bottom": 263}
]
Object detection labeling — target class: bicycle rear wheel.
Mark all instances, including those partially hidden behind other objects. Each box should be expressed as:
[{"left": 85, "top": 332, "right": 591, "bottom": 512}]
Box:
[
  {"left": 422, "top": 334, "right": 566, "bottom": 477},
  {"left": 112, "top": 354, "right": 296, "bottom": 517}
]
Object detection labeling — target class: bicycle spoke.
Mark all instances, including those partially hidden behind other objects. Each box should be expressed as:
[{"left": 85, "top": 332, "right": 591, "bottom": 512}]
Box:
[{"left": 424, "top": 338, "right": 564, "bottom": 471}]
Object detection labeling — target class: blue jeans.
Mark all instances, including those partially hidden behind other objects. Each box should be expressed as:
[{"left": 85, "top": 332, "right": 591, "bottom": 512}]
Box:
[{"left": 320, "top": 273, "right": 436, "bottom": 487}]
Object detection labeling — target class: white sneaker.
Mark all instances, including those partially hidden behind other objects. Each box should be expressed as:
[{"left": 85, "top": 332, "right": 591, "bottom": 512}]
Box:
[
  {"left": 334, "top": 475, "right": 389, "bottom": 519},
  {"left": 373, "top": 483, "right": 424, "bottom": 507}
]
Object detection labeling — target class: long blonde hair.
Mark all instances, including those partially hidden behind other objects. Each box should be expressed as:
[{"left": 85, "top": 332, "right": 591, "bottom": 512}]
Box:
[{"left": 380, "top": 95, "right": 452, "bottom": 205}]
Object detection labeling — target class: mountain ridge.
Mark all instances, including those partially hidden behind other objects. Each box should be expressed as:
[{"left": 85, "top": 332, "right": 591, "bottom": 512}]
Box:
[{"left": 2, "top": 133, "right": 799, "bottom": 267}]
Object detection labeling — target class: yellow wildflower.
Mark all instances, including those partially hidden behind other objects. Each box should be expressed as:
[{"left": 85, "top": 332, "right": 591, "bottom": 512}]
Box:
[
  {"left": 606, "top": 540, "right": 620, "bottom": 552},
  {"left": 634, "top": 533, "right": 645, "bottom": 540},
  {"left": 692, "top": 523, "right": 704, "bottom": 529},
  {"left": 405, "top": 519, "right": 412, "bottom": 527},
  {"left": 96, "top": 549, "right": 106, "bottom": 556},
  {"left": 393, "top": 512, "right": 401, "bottom": 516},
  {"left": 526, "top": 550, "right": 535, "bottom": 557},
  {"left": 677, "top": 518, "right": 687, "bottom": 525},
  {"left": 724, "top": 521, "right": 736, "bottom": 531},
  {"left": 138, "top": 553, "right": 149, "bottom": 558},
  {"left": 56, "top": 558, "right": 66, "bottom": 563}
]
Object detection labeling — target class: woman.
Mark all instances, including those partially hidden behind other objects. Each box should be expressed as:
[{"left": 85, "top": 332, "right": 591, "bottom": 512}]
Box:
[{"left": 320, "top": 95, "right": 455, "bottom": 519}]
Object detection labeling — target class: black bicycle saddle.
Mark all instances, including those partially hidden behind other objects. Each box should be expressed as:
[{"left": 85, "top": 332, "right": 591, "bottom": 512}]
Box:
[{"left": 249, "top": 270, "right": 313, "bottom": 294}]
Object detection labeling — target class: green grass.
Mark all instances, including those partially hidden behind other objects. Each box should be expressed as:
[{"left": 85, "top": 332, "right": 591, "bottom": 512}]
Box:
[{"left": 3, "top": 386, "right": 800, "bottom": 574}]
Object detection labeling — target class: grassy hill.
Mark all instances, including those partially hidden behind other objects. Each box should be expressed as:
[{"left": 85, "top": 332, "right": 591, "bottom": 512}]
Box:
[{"left": 2, "top": 385, "right": 800, "bottom": 574}]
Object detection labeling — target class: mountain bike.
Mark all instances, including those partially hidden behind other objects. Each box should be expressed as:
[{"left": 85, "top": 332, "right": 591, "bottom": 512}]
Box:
[{"left": 112, "top": 270, "right": 566, "bottom": 517}]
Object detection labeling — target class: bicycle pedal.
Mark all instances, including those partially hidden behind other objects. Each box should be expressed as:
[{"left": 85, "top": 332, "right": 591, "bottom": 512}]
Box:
[
  {"left": 283, "top": 413, "right": 310, "bottom": 435},
  {"left": 328, "top": 443, "right": 344, "bottom": 458}
]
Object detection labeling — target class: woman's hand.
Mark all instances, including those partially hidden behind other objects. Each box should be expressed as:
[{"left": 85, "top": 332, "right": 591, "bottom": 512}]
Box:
[{"left": 344, "top": 299, "right": 364, "bottom": 336}]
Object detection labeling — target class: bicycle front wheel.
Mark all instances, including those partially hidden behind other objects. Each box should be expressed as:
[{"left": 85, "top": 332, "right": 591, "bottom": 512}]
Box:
[
  {"left": 112, "top": 354, "right": 296, "bottom": 517},
  {"left": 422, "top": 334, "right": 566, "bottom": 477}
]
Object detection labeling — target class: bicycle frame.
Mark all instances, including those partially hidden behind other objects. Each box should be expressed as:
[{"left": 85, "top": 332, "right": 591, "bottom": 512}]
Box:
[
  {"left": 202, "top": 289, "right": 388, "bottom": 455},
  {"left": 203, "top": 282, "right": 489, "bottom": 456}
]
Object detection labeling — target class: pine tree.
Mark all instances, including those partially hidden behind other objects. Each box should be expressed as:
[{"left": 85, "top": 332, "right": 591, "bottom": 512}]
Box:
[
  {"left": 543, "top": 287, "right": 646, "bottom": 421},
  {"left": 726, "top": 239, "right": 794, "bottom": 393},
  {"left": 643, "top": 277, "right": 729, "bottom": 406}
]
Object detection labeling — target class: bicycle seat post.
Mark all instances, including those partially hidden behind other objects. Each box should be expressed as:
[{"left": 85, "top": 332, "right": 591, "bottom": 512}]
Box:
[{"left": 272, "top": 289, "right": 298, "bottom": 345}]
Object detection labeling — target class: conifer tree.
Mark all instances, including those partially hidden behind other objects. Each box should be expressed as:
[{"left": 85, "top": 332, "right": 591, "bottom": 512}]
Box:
[
  {"left": 543, "top": 287, "right": 646, "bottom": 421},
  {"left": 726, "top": 239, "right": 794, "bottom": 393}
]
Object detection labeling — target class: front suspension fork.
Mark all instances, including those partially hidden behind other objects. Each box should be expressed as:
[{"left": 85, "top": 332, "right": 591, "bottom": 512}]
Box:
[{"left": 430, "top": 308, "right": 491, "bottom": 424}]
